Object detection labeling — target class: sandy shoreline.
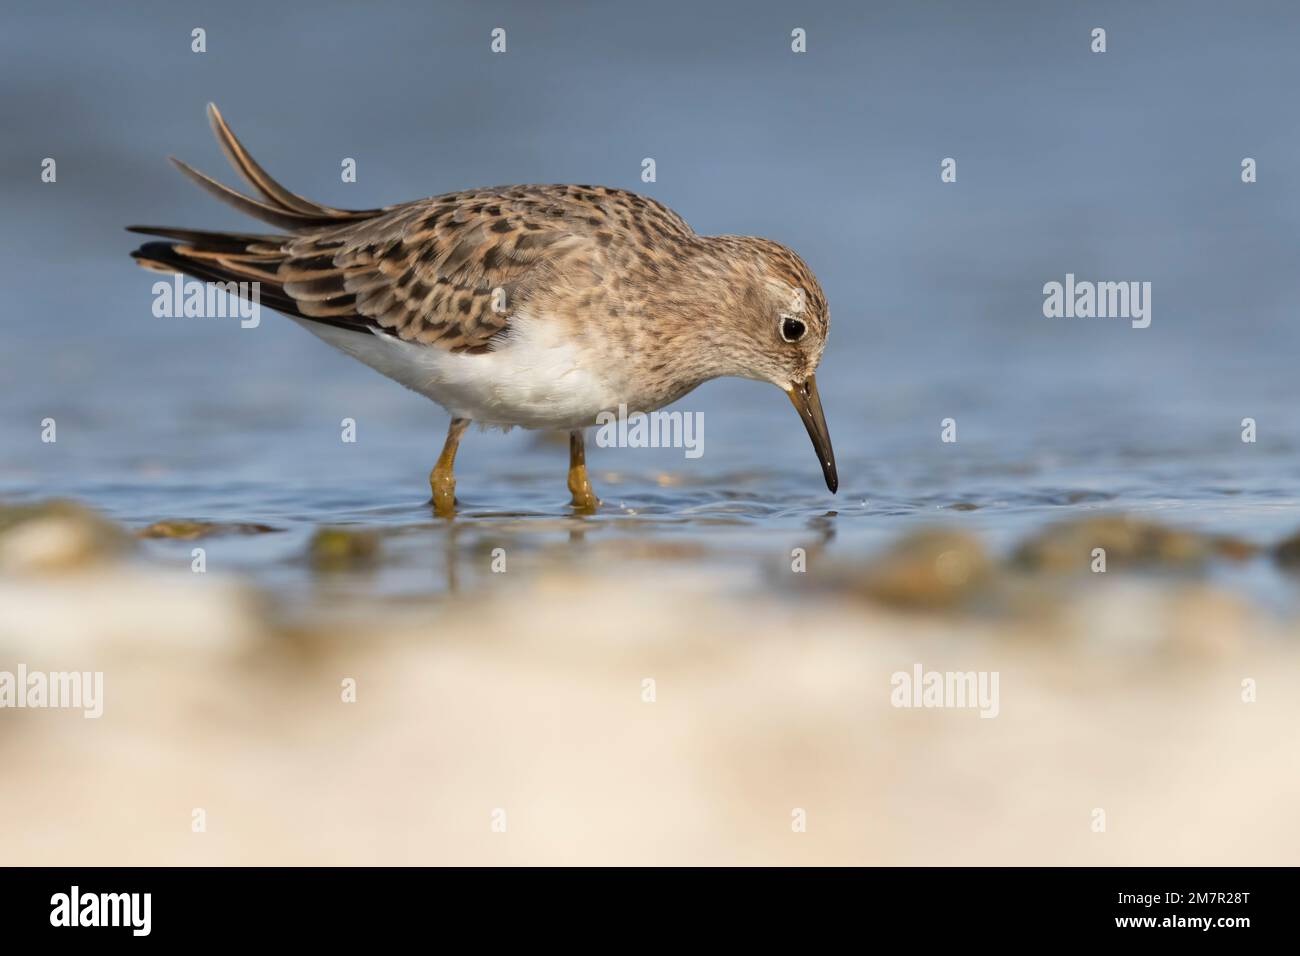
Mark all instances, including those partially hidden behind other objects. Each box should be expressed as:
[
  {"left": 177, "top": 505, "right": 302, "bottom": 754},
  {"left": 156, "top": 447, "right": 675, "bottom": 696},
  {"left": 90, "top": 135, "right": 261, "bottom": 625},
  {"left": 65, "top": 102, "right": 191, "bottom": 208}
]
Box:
[
  {"left": 0, "top": 501, "right": 1296, "bottom": 864},
  {"left": 1, "top": 501, "right": 1297, "bottom": 865}
]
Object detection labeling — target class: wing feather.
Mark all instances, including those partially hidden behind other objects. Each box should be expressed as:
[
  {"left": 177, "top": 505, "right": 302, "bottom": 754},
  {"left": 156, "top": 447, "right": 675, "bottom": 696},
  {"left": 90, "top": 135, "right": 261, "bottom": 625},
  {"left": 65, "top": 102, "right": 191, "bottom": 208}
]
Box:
[{"left": 130, "top": 106, "right": 698, "bottom": 353}]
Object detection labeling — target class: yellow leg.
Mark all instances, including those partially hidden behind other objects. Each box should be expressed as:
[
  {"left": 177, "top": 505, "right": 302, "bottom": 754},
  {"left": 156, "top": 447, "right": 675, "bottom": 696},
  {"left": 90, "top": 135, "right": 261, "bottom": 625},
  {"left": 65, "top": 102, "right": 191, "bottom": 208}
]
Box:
[
  {"left": 429, "top": 418, "right": 470, "bottom": 517},
  {"left": 567, "top": 429, "right": 601, "bottom": 511}
]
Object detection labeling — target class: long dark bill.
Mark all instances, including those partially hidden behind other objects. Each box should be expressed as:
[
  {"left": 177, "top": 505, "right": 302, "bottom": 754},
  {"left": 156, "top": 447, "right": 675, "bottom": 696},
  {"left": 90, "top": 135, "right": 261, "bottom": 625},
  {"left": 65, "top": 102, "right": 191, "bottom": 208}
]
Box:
[{"left": 786, "top": 374, "right": 838, "bottom": 493}]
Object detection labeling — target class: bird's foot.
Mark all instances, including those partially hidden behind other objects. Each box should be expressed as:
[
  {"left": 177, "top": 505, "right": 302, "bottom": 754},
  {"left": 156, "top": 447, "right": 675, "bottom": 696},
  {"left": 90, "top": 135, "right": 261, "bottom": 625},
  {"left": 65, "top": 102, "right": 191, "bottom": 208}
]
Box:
[
  {"left": 567, "top": 468, "right": 601, "bottom": 513},
  {"left": 429, "top": 470, "right": 457, "bottom": 517}
]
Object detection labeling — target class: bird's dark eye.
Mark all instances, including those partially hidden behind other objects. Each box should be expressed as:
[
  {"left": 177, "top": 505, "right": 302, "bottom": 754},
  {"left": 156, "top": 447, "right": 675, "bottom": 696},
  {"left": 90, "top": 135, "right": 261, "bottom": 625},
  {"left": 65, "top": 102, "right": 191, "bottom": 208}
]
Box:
[{"left": 780, "top": 317, "right": 806, "bottom": 342}]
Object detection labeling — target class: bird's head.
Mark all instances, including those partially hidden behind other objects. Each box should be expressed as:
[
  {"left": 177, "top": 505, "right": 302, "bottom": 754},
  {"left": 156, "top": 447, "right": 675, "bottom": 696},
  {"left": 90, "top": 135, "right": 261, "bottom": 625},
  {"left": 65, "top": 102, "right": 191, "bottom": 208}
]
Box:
[{"left": 708, "top": 236, "right": 837, "bottom": 493}]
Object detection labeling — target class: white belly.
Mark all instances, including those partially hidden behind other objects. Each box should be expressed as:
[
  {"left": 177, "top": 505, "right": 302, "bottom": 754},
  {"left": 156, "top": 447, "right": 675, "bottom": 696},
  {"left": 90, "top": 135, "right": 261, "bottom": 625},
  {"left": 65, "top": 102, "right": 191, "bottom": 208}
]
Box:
[{"left": 289, "top": 312, "right": 622, "bottom": 430}]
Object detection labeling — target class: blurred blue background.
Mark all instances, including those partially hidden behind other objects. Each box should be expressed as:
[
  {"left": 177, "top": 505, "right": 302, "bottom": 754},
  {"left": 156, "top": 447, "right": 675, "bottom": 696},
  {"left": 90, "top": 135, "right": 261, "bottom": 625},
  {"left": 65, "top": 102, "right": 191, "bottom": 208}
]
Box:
[{"left": 2, "top": 0, "right": 1298, "bottom": 563}]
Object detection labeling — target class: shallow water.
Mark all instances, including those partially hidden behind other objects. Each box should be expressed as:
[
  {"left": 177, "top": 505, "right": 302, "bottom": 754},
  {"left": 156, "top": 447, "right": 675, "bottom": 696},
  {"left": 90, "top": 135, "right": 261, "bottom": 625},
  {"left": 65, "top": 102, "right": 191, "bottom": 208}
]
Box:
[{"left": 5, "top": 328, "right": 1300, "bottom": 613}]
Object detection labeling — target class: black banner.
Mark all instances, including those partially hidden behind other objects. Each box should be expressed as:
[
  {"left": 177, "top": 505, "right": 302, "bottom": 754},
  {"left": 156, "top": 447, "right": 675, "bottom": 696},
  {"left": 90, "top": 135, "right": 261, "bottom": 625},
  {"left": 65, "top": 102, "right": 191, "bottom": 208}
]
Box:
[{"left": 0, "top": 867, "right": 1281, "bottom": 942}]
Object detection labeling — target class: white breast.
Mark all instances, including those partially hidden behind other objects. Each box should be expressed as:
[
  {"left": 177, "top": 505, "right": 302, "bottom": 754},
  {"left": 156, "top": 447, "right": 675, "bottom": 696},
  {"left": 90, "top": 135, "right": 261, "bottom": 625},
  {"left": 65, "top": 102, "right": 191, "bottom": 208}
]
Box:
[{"left": 290, "top": 312, "right": 622, "bottom": 430}]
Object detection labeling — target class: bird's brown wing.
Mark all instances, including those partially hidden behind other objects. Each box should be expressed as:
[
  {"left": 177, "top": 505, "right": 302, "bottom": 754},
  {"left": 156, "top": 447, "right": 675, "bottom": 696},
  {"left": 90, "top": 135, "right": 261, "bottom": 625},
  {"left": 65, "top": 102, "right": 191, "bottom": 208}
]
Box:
[
  {"left": 130, "top": 104, "right": 695, "bottom": 353},
  {"left": 273, "top": 188, "right": 591, "bottom": 351}
]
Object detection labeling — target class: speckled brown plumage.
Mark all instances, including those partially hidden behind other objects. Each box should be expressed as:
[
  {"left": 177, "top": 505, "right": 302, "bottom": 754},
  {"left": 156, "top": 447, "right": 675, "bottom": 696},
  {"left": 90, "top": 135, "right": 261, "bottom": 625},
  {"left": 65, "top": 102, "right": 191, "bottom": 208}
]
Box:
[{"left": 128, "top": 104, "right": 839, "bottom": 499}]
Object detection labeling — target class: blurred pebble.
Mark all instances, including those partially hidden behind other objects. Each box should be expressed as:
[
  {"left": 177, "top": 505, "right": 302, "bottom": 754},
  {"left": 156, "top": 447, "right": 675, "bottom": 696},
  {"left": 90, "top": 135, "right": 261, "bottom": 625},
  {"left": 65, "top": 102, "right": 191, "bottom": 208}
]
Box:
[
  {"left": 1012, "top": 515, "right": 1252, "bottom": 572},
  {"left": 853, "top": 529, "right": 992, "bottom": 608},
  {"left": 140, "top": 519, "right": 280, "bottom": 540},
  {"left": 0, "top": 499, "right": 133, "bottom": 572},
  {"left": 1271, "top": 530, "right": 1300, "bottom": 569},
  {"left": 308, "top": 527, "right": 381, "bottom": 570}
]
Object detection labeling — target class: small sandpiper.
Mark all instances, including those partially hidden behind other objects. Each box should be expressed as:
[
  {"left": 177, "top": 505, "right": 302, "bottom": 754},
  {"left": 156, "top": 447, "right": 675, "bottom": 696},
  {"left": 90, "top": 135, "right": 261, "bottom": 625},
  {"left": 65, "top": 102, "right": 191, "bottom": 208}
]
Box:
[{"left": 130, "top": 105, "right": 838, "bottom": 514}]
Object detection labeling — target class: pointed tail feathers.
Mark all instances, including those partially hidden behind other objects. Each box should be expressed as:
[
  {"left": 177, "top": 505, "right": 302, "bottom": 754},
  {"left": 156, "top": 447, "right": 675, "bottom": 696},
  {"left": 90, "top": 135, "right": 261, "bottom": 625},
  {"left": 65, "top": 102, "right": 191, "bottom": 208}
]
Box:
[{"left": 128, "top": 104, "right": 385, "bottom": 328}]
